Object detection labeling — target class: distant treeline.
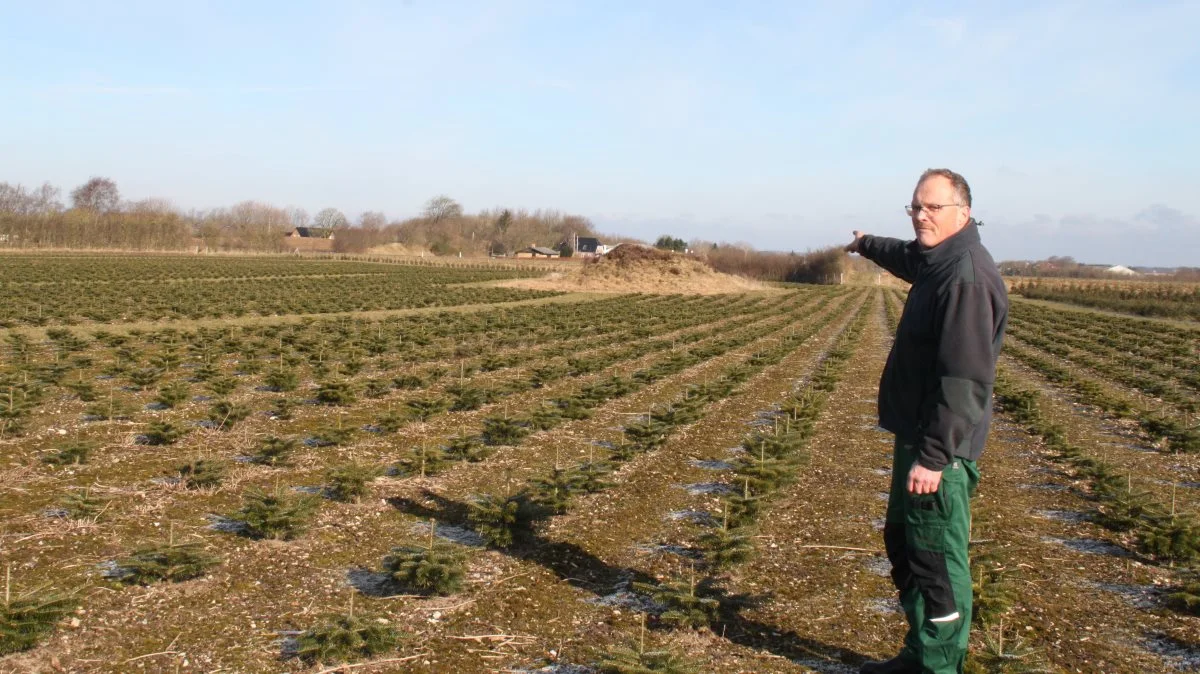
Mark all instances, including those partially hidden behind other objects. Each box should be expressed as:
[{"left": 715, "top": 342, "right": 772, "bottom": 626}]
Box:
[
  {"left": 1, "top": 177, "right": 847, "bottom": 284},
  {"left": 1000, "top": 256, "right": 1200, "bottom": 281},
  {"left": 0, "top": 178, "right": 611, "bottom": 255},
  {"left": 700, "top": 245, "right": 845, "bottom": 284}
]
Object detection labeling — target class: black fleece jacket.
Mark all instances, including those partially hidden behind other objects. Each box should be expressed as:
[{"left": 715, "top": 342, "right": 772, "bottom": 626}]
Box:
[{"left": 858, "top": 220, "right": 1008, "bottom": 471}]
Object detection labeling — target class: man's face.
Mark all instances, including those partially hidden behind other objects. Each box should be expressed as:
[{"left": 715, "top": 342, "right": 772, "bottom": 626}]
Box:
[{"left": 911, "top": 175, "right": 971, "bottom": 249}]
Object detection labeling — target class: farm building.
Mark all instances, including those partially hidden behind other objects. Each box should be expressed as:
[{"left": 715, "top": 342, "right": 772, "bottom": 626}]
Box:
[
  {"left": 515, "top": 246, "right": 561, "bottom": 259},
  {"left": 556, "top": 235, "right": 604, "bottom": 258},
  {"left": 285, "top": 227, "right": 335, "bottom": 240},
  {"left": 575, "top": 237, "right": 600, "bottom": 255}
]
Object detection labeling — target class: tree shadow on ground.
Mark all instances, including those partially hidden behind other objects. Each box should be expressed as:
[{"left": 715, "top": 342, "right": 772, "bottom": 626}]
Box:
[{"left": 387, "top": 490, "right": 870, "bottom": 668}]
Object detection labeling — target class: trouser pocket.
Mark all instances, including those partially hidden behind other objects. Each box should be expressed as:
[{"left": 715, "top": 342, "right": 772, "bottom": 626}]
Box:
[{"left": 904, "top": 489, "right": 957, "bottom": 621}]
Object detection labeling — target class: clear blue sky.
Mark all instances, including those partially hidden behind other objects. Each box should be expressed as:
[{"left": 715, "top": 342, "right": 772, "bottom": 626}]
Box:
[{"left": 2, "top": 1, "right": 1197, "bottom": 266}]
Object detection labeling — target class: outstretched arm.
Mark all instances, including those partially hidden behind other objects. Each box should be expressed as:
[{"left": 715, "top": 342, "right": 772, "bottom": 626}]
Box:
[{"left": 847, "top": 230, "right": 918, "bottom": 283}]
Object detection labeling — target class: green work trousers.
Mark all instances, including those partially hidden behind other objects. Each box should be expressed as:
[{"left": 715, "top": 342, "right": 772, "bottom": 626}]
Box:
[{"left": 884, "top": 438, "right": 979, "bottom": 674}]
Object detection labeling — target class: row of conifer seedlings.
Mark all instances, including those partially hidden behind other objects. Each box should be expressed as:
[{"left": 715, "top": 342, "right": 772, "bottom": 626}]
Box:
[
  {"left": 0, "top": 292, "right": 756, "bottom": 438},
  {"left": 0, "top": 293, "right": 849, "bottom": 663},
  {"left": 1003, "top": 338, "right": 1198, "bottom": 454},
  {"left": 33, "top": 292, "right": 825, "bottom": 549},
  {"left": 13, "top": 292, "right": 796, "bottom": 450},
  {"left": 585, "top": 295, "right": 874, "bottom": 673},
  {"left": 264, "top": 290, "right": 861, "bottom": 670},
  {"left": 993, "top": 371, "right": 1200, "bottom": 618},
  {"left": 961, "top": 505, "right": 1055, "bottom": 673},
  {"left": 1008, "top": 306, "right": 1198, "bottom": 410},
  {"left": 25, "top": 293, "right": 809, "bottom": 521}
]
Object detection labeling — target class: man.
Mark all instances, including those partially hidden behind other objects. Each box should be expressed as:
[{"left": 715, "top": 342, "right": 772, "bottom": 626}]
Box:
[{"left": 845, "top": 169, "right": 1008, "bottom": 673}]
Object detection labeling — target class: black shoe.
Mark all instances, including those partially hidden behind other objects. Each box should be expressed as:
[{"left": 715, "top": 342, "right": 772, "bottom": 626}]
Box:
[{"left": 859, "top": 655, "right": 919, "bottom": 674}]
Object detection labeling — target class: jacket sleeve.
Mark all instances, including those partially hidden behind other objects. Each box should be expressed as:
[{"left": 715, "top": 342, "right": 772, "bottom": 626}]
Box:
[
  {"left": 858, "top": 235, "right": 918, "bottom": 283},
  {"left": 918, "top": 281, "right": 999, "bottom": 471}
]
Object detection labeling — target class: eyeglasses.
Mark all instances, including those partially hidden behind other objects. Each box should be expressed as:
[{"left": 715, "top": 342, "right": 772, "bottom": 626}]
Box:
[{"left": 905, "top": 203, "right": 962, "bottom": 217}]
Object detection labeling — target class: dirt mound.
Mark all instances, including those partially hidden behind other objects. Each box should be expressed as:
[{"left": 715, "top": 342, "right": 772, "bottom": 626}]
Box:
[
  {"left": 602, "top": 244, "right": 678, "bottom": 265},
  {"left": 499, "top": 245, "right": 767, "bottom": 295}
]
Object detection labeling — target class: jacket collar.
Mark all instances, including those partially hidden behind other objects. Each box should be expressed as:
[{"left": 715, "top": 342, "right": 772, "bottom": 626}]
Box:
[{"left": 910, "top": 219, "right": 980, "bottom": 266}]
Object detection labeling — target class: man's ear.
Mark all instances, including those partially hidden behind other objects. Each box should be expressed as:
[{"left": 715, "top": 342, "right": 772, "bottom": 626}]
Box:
[{"left": 958, "top": 206, "right": 972, "bottom": 227}]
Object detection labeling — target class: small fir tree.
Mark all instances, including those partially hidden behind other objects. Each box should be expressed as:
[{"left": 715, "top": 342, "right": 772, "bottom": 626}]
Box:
[
  {"left": 269, "top": 396, "right": 295, "bottom": 420},
  {"left": 966, "top": 619, "right": 1052, "bottom": 674},
  {"left": 623, "top": 419, "right": 670, "bottom": 452},
  {"left": 208, "top": 400, "right": 250, "bottom": 430},
  {"left": 527, "top": 404, "right": 564, "bottom": 431},
  {"left": 311, "top": 421, "right": 357, "bottom": 447},
  {"left": 176, "top": 459, "right": 227, "bottom": 489},
  {"left": 468, "top": 489, "right": 546, "bottom": 548},
  {"left": 0, "top": 566, "right": 79, "bottom": 655},
  {"left": 1137, "top": 512, "right": 1200, "bottom": 565},
  {"left": 64, "top": 378, "right": 98, "bottom": 402},
  {"left": 127, "top": 367, "right": 163, "bottom": 391},
  {"left": 42, "top": 440, "right": 94, "bottom": 466},
  {"left": 443, "top": 433, "right": 491, "bottom": 462},
  {"left": 406, "top": 396, "right": 448, "bottom": 422},
  {"left": 85, "top": 392, "right": 135, "bottom": 421},
  {"left": 206, "top": 376, "right": 238, "bottom": 397},
  {"left": 232, "top": 485, "right": 321, "bottom": 540},
  {"left": 325, "top": 463, "right": 380, "bottom": 503},
  {"left": 696, "top": 510, "right": 753, "bottom": 571},
  {"left": 294, "top": 594, "right": 401, "bottom": 665},
  {"left": 250, "top": 436, "right": 297, "bottom": 466},
  {"left": 391, "top": 444, "right": 448, "bottom": 478},
  {"left": 57, "top": 488, "right": 107, "bottom": 520},
  {"left": 552, "top": 397, "right": 593, "bottom": 420},
  {"left": 114, "top": 527, "right": 220, "bottom": 584},
  {"left": 1093, "top": 475, "right": 1161, "bottom": 532},
  {"left": 595, "top": 613, "right": 699, "bottom": 674},
  {"left": 632, "top": 565, "right": 721, "bottom": 630},
  {"left": 143, "top": 420, "right": 190, "bottom": 446},
  {"left": 263, "top": 368, "right": 299, "bottom": 392},
  {"left": 315, "top": 380, "right": 356, "bottom": 406},
  {"left": 481, "top": 415, "right": 531, "bottom": 446},
  {"left": 374, "top": 407, "right": 408, "bottom": 433},
  {"left": 568, "top": 454, "right": 614, "bottom": 494},
  {"left": 721, "top": 478, "right": 762, "bottom": 528},
  {"left": 381, "top": 521, "right": 468, "bottom": 596},
  {"left": 530, "top": 462, "right": 579, "bottom": 515},
  {"left": 391, "top": 374, "right": 426, "bottom": 390},
  {"left": 1165, "top": 579, "right": 1200, "bottom": 616}
]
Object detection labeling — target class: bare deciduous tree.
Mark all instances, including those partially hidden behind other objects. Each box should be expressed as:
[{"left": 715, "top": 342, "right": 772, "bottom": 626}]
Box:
[
  {"left": 288, "top": 207, "right": 309, "bottom": 229},
  {"left": 230, "top": 201, "right": 290, "bottom": 233},
  {"left": 423, "top": 195, "right": 463, "bottom": 224},
  {"left": 70, "top": 177, "right": 121, "bottom": 213},
  {"left": 313, "top": 207, "right": 348, "bottom": 232},
  {"left": 358, "top": 211, "right": 387, "bottom": 231},
  {"left": 0, "top": 182, "right": 64, "bottom": 216}
]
